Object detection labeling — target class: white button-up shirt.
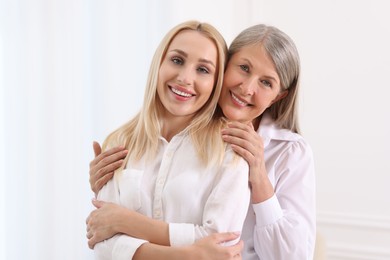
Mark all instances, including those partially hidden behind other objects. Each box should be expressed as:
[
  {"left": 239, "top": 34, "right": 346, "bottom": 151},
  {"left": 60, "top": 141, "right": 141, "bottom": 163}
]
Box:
[
  {"left": 241, "top": 113, "right": 316, "bottom": 260},
  {"left": 94, "top": 130, "right": 251, "bottom": 259}
]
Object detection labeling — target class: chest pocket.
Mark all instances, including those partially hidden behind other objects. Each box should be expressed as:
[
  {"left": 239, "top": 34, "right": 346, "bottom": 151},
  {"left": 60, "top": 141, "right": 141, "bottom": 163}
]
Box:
[{"left": 118, "top": 169, "right": 143, "bottom": 211}]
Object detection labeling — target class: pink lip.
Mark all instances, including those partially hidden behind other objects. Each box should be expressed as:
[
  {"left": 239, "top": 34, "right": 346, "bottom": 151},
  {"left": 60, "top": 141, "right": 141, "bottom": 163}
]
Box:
[
  {"left": 230, "top": 91, "right": 249, "bottom": 107},
  {"left": 170, "top": 84, "right": 196, "bottom": 96},
  {"left": 168, "top": 85, "right": 195, "bottom": 101}
]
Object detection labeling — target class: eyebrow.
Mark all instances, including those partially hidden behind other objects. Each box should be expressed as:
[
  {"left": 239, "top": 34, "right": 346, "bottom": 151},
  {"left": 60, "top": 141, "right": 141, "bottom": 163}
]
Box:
[{"left": 170, "top": 49, "right": 216, "bottom": 68}]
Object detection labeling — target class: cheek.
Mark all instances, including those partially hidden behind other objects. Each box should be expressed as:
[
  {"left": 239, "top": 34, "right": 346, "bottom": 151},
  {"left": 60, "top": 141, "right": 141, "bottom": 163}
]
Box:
[
  {"left": 198, "top": 79, "right": 215, "bottom": 97},
  {"left": 223, "top": 70, "right": 240, "bottom": 87}
]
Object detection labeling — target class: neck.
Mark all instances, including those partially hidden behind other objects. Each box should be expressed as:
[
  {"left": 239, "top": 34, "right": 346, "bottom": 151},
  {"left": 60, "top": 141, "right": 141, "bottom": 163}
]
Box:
[
  {"left": 252, "top": 115, "right": 262, "bottom": 131},
  {"left": 161, "top": 115, "right": 193, "bottom": 142}
]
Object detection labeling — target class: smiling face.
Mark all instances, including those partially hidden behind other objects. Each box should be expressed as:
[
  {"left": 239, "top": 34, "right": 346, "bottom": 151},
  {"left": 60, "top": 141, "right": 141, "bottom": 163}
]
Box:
[
  {"left": 157, "top": 30, "right": 218, "bottom": 125},
  {"left": 218, "top": 43, "right": 287, "bottom": 125}
]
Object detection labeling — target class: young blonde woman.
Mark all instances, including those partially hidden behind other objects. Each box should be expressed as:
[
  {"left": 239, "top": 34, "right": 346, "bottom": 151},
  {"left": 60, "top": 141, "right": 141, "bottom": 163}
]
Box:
[
  {"left": 88, "top": 24, "right": 316, "bottom": 260},
  {"left": 87, "top": 20, "right": 251, "bottom": 259}
]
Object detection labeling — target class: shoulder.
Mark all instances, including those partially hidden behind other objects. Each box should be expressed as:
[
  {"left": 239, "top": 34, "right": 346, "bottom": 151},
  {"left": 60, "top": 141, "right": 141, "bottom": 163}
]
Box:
[
  {"left": 224, "top": 144, "right": 250, "bottom": 170},
  {"left": 269, "top": 129, "right": 313, "bottom": 163},
  {"left": 259, "top": 117, "right": 314, "bottom": 167}
]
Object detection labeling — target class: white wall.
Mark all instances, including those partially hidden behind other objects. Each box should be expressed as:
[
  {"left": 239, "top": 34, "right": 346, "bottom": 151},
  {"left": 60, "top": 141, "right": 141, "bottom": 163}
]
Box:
[
  {"left": 1, "top": 0, "right": 389, "bottom": 259},
  {"left": 254, "top": 1, "right": 390, "bottom": 259}
]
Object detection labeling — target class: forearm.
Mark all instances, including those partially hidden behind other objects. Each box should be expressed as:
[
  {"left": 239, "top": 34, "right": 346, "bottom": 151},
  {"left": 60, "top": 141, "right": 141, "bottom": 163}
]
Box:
[
  {"left": 133, "top": 243, "right": 194, "bottom": 260},
  {"left": 117, "top": 210, "right": 170, "bottom": 246},
  {"left": 250, "top": 167, "right": 274, "bottom": 204}
]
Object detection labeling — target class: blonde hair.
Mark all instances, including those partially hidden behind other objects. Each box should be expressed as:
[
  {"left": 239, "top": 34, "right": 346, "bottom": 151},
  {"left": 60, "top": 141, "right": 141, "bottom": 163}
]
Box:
[
  {"left": 102, "top": 20, "right": 228, "bottom": 170},
  {"left": 228, "top": 24, "right": 301, "bottom": 133}
]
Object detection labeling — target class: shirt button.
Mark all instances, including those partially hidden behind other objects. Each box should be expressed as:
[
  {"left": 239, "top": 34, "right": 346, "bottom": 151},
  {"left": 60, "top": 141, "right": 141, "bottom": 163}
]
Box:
[{"left": 154, "top": 210, "right": 161, "bottom": 217}]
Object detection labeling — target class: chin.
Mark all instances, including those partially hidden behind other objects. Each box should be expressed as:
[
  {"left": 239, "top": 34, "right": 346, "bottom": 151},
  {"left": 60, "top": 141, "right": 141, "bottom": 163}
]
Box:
[{"left": 222, "top": 109, "right": 241, "bottom": 121}]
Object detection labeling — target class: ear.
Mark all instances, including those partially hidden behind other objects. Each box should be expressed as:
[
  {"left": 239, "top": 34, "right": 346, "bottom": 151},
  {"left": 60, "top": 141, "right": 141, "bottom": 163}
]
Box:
[{"left": 271, "top": 90, "right": 288, "bottom": 105}]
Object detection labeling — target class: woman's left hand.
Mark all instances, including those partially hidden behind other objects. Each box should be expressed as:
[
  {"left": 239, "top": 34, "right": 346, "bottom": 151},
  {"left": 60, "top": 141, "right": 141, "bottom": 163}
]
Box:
[
  {"left": 221, "top": 121, "right": 273, "bottom": 203},
  {"left": 86, "top": 200, "right": 128, "bottom": 249},
  {"left": 221, "top": 121, "right": 265, "bottom": 181}
]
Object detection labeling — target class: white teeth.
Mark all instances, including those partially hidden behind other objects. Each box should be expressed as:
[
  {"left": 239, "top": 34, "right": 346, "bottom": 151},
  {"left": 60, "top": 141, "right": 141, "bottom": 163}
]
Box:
[
  {"left": 171, "top": 87, "right": 192, "bottom": 97},
  {"left": 231, "top": 93, "right": 247, "bottom": 106}
]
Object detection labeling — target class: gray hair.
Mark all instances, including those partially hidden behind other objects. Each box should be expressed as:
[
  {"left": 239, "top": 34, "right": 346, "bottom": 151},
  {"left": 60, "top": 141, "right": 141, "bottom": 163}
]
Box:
[{"left": 229, "top": 24, "right": 301, "bottom": 133}]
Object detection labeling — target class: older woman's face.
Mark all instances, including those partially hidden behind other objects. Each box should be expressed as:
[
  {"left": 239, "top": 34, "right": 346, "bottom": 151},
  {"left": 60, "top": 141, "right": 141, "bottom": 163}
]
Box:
[
  {"left": 219, "top": 43, "right": 285, "bottom": 124},
  {"left": 157, "top": 30, "right": 218, "bottom": 123}
]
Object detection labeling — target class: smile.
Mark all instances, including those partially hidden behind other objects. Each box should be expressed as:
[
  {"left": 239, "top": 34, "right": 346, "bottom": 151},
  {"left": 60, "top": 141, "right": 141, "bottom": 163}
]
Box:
[
  {"left": 171, "top": 87, "right": 193, "bottom": 98},
  {"left": 231, "top": 92, "right": 248, "bottom": 106}
]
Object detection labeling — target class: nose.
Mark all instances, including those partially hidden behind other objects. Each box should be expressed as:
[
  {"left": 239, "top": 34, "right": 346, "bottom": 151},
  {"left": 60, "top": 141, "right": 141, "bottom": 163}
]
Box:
[
  {"left": 239, "top": 77, "right": 257, "bottom": 95},
  {"left": 177, "top": 66, "right": 194, "bottom": 86}
]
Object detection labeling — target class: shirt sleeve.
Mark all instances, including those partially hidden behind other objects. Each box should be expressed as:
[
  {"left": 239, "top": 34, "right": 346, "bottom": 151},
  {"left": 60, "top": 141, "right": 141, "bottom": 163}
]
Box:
[
  {"left": 169, "top": 147, "right": 251, "bottom": 246},
  {"left": 94, "top": 176, "right": 148, "bottom": 258},
  {"left": 252, "top": 140, "right": 316, "bottom": 260},
  {"left": 94, "top": 234, "right": 147, "bottom": 260}
]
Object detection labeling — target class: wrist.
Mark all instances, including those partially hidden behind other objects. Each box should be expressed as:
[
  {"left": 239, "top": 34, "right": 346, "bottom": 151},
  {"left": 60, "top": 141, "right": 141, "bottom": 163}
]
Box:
[
  {"left": 250, "top": 171, "right": 274, "bottom": 203},
  {"left": 178, "top": 245, "right": 198, "bottom": 260},
  {"left": 115, "top": 208, "right": 133, "bottom": 234}
]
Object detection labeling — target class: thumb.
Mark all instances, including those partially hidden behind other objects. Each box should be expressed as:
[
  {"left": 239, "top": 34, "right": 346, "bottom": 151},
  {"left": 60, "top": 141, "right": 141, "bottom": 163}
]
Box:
[
  {"left": 246, "top": 121, "right": 255, "bottom": 130},
  {"left": 93, "top": 141, "right": 102, "bottom": 158},
  {"left": 214, "top": 231, "right": 241, "bottom": 244},
  {"left": 92, "top": 199, "right": 105, "bottom": 209}
]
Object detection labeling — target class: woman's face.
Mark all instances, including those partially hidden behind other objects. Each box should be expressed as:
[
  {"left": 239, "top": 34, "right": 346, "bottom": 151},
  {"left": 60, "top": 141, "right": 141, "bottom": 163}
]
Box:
[
  {"left": 157, "top": 30, "right": 218, "bottom": 122},
  {"left": 219, "top": 43, "right": 286, "bottom": 124}
]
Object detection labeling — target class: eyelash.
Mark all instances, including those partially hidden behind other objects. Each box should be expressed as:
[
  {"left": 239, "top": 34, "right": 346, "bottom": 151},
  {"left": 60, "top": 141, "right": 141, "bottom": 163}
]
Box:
[
  {"left": 172, "top": 57, "right": 183, "bottom": 65},
  {"left": 240, "top": 64, "right": 249, "bottom": 72},
  {"left": 171, "top": 57, "right": 210, "bottom": 74},
  {"left": 239, "top": 64, "right": 272, "bottom": 88},
  {"left": 261, "top": 80, "right": 272, "bottom": 88}
]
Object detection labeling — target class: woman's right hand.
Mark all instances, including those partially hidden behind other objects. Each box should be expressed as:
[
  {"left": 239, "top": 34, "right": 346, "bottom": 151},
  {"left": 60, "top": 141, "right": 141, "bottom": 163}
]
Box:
[
  {"left": 190, "top": 232, "right": 244, "bottom": 260},
  {"left": 133, "top": 232, "right": 243, "bottom": 260},
  {"left": 89, "top": 141, "right": 128, "bottom": 195}
]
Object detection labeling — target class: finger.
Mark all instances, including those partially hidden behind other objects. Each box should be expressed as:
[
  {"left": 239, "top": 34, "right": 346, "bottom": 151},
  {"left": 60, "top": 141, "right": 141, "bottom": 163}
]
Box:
[
  {"left": 93, "top": 141, "right": 102, "bottom": 158},
  {"left": 94, "top": 159, "right": 124, "bottom": 180},
  {"left": 230, "top": 144, "right": 255, "bottom": 163},
  {"left": 90, "top": 151, "right": 126, "bottom": 191},
  {"left": 92, "top": 199, "right": 105, "bottom": 209},
  {"left": 91, "top": 159, "right": 123, "bottom": 193},
  {"left": 222, "top": 134, "right": 254, "bottom": 154},
  {"left": 88, "top": 237, "right": 96, "bottom": 249},
  {"left": 86, "top": 230, "right": 93, "bottom": 239},
  {"left": 212, "top": 232, "right": 240, "bottom": 244},
  {"left": 232, "top": 240, "right": 244, "bottom": 254},
  {"left": 245, "top": 120, "right": 255, "bottom": 130},
  {"left": 94, "top": 149, "right": 128, "bottom": 170},
  {"left": 222, "top": 128, "right": 253, "bottom": 144},
  {"left": 90, "top": 146, "right": 126, "bottom": 168},
  {"left": 94, "top": 172, "right": 115, "bottom": 192}
]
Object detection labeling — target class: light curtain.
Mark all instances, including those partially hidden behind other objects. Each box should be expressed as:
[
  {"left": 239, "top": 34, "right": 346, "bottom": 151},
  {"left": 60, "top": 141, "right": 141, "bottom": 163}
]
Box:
[
  {"left": 0, "top": 0, "right": 255, "bottom": 259},
  {"left": 0, "top": 1, "right": 157, "bottom": 259}
]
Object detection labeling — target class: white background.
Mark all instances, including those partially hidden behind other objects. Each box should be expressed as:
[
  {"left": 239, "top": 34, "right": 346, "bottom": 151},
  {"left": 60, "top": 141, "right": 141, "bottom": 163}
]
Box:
[{"left": 1, "top": 0, "right": 389, "bottom": 259}]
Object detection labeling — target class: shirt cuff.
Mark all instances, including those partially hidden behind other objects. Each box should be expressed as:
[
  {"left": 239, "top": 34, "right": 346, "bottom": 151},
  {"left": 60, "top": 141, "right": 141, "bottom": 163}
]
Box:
[
  {"left": 252, "top": 194, "right": 283, "bottom": 227},
  {"left": 112, "top": 235, "right": 148, "bottom": 260},
  {"left": 169, "top": 223, "right": 195, "bottom": 246}
]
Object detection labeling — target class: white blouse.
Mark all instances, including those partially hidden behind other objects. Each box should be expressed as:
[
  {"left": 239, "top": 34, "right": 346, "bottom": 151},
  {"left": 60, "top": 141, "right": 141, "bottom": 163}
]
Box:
[
  {"left": 241, "top": 114, "right": 316, "bottom": 260},
  {"left": 94, "top": 130, "right": 251, "bottom": 259}
]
